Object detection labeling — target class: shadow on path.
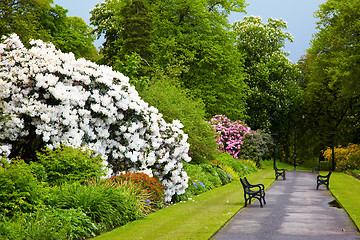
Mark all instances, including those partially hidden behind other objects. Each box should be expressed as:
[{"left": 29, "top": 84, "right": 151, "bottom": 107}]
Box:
[{"left": 212, "top": 171, "right": 360, "bottom": 240}]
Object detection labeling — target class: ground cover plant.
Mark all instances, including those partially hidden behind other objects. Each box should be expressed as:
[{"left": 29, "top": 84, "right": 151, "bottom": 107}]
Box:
[{"left": 0, "top": 158, "right": 44, "bottom": 219}]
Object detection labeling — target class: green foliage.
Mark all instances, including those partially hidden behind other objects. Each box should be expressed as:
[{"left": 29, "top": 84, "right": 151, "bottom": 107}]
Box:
[
  {"left": 233, "top": 16, "right": 301, "bottom": 130},
  {"left": 0, "top": 208, "right": 98, "bottom": 240},
  {"left": 0, "top": 0, "right": 51, "bottom": 45},
  {"left": 238, "top": 129, "right": 273, "bottom": 165},
  {"left": 91, "top": 0, "right": 249, "bottom": 119},
  {"left": 214, "top": 152, "right": 257, "bottom": 177},
  {"left": 140, "top": 77, "right": 218, "bottom": 163},
  {"left": 36, "top": 146, "right": 106, "bottom": 185},
  {"left": 214, "top": 167, "right": 231, "bottom": 185},
  {"left": 45, "top": 181, "right": 144, "bottom": 232},
  {"left": 312, "top": 0, "right": 360, "bottom": 98},
  {"left": 320, "top": 161, "right": 332, "bottom": 172},
  {"left": 200, "top": 164, "right": 222, "bottom": 187},
  {"left": 0, "top": 158, "right": 44, "bottom": 218},
  {"left": 183, "top": 163, "right": 217, "bottom": 192},
  {"left": 0, "top": 0, "right": 98, "bottom": 60},
  {"left": 92, "top": 0, "right": 153, "bottom": 75},
  {"left": 297, "top": 0, "right": 360, "bottom": 162},
  {"left": 233, "top": 16, "right": 302, "bottom": 164}
]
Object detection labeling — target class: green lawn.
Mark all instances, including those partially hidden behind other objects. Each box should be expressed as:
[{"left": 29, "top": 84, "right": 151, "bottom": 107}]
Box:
[
  {"left": 330, "top": 172, "right": 360, "bottom": 231},
  {"left": 94, "top": 170, "right": 274, "bottom": 240}
]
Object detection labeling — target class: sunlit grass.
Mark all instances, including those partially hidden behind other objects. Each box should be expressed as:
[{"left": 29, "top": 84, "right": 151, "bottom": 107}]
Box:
[
  {"left": 260, "top": 159, "right": 311, "bottom": 171},
  {"left": 330, "top": 172, "right": 360, "bottom": 231},
  {"left": 93, "top": 170, "right": 274, "bottom": 240}
]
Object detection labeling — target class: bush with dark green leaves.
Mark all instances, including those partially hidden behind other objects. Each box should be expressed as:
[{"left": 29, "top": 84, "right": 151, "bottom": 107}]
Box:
[
  {"left": 237, "top": 129, "right": 273, "bottom": 165},
  {"left": 0, "top": 158, "right": 44, "bottom": 218},
  {"left": 36, "top": 146, "right": 106, "bottom": 185}
]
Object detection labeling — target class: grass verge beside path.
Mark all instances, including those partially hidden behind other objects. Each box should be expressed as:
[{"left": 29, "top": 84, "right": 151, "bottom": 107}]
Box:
[
  {"left": 330, "top": 172, "right": 360, "bottom": 231},
  {"left": 94, "top": 170, "right": 274, "bottom": 240}
]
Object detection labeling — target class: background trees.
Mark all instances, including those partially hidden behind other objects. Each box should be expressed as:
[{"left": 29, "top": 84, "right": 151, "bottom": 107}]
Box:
[
  {"left": 90, "top": 0, "right": 248, "bottom": 120},
  {"left": 297, "top": 0, "right": 360, "bottom": 164},
  {"left": 233, "top": 16, "right": 302, "bottom": 162},
  {"left": 0, "top": 0, "right": 98, "bottom": 60}
]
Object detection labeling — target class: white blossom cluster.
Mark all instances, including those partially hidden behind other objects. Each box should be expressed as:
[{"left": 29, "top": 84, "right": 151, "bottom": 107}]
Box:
[{"left": 0, "top": 34, "right": 191, "bottom": 201}]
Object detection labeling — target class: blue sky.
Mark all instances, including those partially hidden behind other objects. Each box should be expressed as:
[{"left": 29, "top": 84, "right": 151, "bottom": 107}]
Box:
[{"left": 53, "top": 0, "right": 325, "bottom": 63}]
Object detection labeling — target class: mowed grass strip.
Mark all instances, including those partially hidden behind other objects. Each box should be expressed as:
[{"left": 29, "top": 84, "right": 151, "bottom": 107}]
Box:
[
  {"left": 330, "top": 172, "right": 360, "bottom": 231},
  {"left": 94, "top": 170, "right": 274, "bottom": 240}
]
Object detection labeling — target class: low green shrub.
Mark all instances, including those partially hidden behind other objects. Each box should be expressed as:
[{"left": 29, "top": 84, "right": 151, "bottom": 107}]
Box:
[
  {"left": 237, "top": 129, "right": 273, "bottom": 164},
  {"left": 45, "top": 181, "right": 144, "bottom": 232},
  {"left": 0, "top": 158, "right": 44, "bottom": 218},
  {"left": 0, "top": 208, "right": 97, "bottom": 240},
  {"left": 214, "top": 167, "right": 231, "bottom": 185},
  {"left": 36, "top": 146, "right": 106, "bottom": 186},
  {"left": 320, "top": 161, "right": 332, "bottom": 171},
  {"left": 220, "top": 164, "right": 239, "bottom": 180},
  {"left": 173, "top": 163, "right": 219, "bottom": 202},
  {"left": 201, "top": 164, "right": 222, "bottom": 187},
  {"left": 213, "top": 152, "right": 258, "bottom": 177},
  {"left": 183, "top": 163, "right": 217, "bottom": 191}
]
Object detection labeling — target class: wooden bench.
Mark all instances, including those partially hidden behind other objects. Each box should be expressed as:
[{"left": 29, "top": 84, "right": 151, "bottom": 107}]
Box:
[
  {"left": 274, "top": 166, "right": 286, "bottom": 180},
  {"left": 316, "top": 171, "right": 332, "bottom": 190},
  {"left": 240, "top": 177, "right": 266, "bottom": 207}
]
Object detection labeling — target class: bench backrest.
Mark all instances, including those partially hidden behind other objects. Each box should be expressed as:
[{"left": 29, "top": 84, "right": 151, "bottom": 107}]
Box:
[{"left": 240, "top": 178, "right": 250, "bottom": 191}]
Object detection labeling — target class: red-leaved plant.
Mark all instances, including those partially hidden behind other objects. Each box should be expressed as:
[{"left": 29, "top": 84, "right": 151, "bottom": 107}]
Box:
[{"left": 110, "top": 173, "right": 165, "bottom": 206}]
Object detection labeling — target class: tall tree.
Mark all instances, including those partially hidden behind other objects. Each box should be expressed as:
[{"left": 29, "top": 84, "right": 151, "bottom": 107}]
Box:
[
  {"left": 91, "top": 0, "right": 153, "bottom": 68},
  {"left": 233, "top": 16, "right": 302, "bottom": 162},
  {"left": 38, "top": 5, "right": 98, "bottom": 59},
  {"left": 0, "top": 0, "right": 52, "bottom": 43},
  {"left": 297, "top": 0, "right": 360, "bottom": 161},
  {"left": 91, "top": 0, "right": 249, "bottom": 120},
  {"left": 0, "top": 0, "right": 98, "bottom": 60}
]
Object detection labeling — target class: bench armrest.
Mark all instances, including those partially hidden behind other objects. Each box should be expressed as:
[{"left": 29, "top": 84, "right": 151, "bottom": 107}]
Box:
[
  {"left": 248, "top": 183, "right": 265, "bottom": 190},
  {"left": 248, "top": 185, "right": 264, "bottom": 192}
]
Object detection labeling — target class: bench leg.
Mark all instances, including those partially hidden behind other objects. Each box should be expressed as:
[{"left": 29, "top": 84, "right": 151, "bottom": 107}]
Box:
[{"left": 262, "top": 193, "right": 266, "bottom": 205}]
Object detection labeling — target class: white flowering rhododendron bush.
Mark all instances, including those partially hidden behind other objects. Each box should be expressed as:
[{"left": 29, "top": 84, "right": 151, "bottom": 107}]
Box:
[{"left": 0, "top": 34, "right": 191, "bottom": 201}]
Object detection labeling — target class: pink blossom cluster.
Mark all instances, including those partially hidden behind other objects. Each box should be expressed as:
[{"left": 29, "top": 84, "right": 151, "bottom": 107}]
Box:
[{"left": 208, "top": 115, "right": 252, "bottom": 158}]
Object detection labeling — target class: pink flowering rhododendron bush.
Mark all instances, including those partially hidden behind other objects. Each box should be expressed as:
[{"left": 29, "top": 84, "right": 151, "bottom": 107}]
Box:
[
  {"left": 0, "top": 34, "right": 191, "bottom": 201},
  {"left": 209, "top": 115, "right": 252, "bottom": 159}
]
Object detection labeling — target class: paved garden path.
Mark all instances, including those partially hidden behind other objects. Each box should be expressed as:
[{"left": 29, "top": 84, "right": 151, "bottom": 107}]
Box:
[{"left": 212, "top": 171, "right": 359, "bottom": 240}]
